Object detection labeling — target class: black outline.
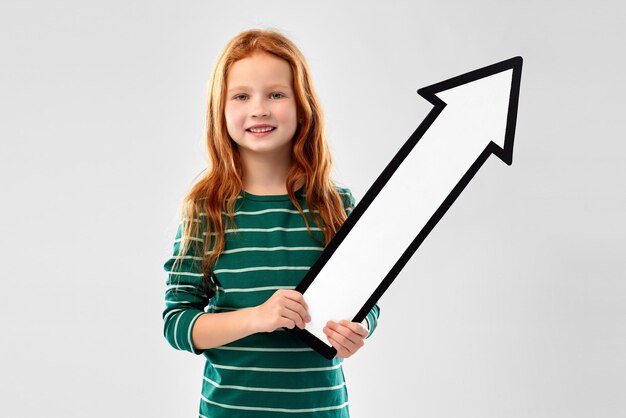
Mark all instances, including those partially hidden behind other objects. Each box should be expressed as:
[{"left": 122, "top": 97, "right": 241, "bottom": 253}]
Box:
[{"left": 290, "top": 57, "right": 523, "bottom": 359}]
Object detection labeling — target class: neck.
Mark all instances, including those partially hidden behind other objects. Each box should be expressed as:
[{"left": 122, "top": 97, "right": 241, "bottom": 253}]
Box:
[{"left": 239, "top": 148, "right": 292, "bottom": 195}]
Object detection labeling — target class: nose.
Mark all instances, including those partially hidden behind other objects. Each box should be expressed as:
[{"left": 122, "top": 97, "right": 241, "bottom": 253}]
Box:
[{"left": 250, "top": 97, "right": 270, "bottom": 118}]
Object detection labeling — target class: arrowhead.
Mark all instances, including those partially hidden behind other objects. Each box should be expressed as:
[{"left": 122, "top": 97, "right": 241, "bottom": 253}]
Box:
[{"left": 418, "top": 57, "right": 522, "bottom": 165}]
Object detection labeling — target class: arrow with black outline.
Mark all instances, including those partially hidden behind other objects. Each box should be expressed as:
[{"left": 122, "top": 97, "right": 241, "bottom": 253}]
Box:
[{"left": 289, "top": 56, "right": 523, "bottom": 359}]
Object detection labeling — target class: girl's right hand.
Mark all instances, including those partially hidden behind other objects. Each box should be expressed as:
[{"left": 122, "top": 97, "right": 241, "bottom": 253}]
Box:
[{"left": 253, "top": 289, "right": 311, "bottom": 333}]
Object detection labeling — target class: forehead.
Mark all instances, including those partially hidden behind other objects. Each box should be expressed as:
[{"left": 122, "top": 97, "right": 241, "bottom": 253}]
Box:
[{"left": 227, "top": 52, "right": 293, "bottom": 89}]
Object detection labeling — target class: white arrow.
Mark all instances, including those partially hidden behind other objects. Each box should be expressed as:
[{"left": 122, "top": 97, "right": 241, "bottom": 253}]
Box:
[{"left": 290, "top": 57, "right": 523, "bottom": 359}]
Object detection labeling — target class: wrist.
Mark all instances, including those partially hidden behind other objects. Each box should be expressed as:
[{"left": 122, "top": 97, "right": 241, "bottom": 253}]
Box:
[{"left": 244, "top": 306, "right": 263, "bottom": 334}]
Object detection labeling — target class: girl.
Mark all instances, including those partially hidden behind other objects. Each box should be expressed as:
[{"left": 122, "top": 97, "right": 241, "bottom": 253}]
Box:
[{"left": 163, "top": 29, "right": 380, "bottom": 417}]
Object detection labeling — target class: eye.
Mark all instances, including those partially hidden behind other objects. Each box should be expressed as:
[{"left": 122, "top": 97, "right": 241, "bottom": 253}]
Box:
[
  {"left": 233, "top": 94, "right": 248, "bottom": 101},
  {"left": 269, "top": 92, "right": 285, "bottom": 99}
]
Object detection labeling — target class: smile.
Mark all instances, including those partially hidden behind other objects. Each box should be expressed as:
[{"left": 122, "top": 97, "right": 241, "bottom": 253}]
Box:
[{"left": 247, "top": 127, "right": 275, "bottom": 133}]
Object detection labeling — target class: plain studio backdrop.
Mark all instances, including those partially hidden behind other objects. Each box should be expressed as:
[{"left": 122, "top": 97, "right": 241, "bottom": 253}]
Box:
[{"left": 1, "top": 1, "right": 624, "bottom": 417}]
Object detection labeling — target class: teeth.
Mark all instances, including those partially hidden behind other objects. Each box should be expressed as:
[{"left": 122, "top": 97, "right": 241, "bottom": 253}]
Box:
[{"left": 249, "top": 127, "right": 274, "bottom": 133}]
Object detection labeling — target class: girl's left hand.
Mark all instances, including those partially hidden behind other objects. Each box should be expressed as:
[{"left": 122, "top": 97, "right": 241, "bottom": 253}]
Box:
[{"left": 323, "top": 320, "right": 368, "bottom": 359}]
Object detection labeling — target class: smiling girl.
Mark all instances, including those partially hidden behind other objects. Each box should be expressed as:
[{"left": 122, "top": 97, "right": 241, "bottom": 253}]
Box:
[{"left": 163, "top": 29, "right": 380, "bottom": 417}]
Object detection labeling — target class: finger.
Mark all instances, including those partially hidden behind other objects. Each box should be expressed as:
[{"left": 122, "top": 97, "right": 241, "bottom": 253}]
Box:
[
  {"left": 280, "top": 290, "right": 309, "bottom": 310},
  {"left": 325, "top": 331, "right": 347, "bottom": 351},
  {"left": 328, "top": 322, "right": 361, "bottom": 347},
  {"left": 327, "top": 335, "right": 350, "bottom": 358},
  {"left": 279, "top": 317, "right": 296, "bottom": 329},
  {"left": 341, "top": 320, "right": 368, "bottom": 338},
  {"left": 281, "top": 301, "right": 310, "bottom": 328},
  {"left": 283, "top": 299, "right": 311, "bottom": 323},
  {"left": 281, "top": 308, "right": 305, "bottom": 329},
  {"left": 324, "top": 325, "right": 358, "bottom": 352}
]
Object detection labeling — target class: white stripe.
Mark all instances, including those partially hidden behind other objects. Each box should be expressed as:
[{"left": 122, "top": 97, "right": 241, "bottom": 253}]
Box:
[
  {"left": 218, "top": 285, "right": 295, "bottom": 293},
  {"left": 201, "top": 395, "right": 349, "bottom": 413},
  {"left": 213, "top": 346, "right": 313, "bottom": 352},
  {"left": 174, "top": 237, "right": 202, "bottom": 243},
  {"left": 230, "top": 208, "right": 318, "bottom": 216},
  {"left": 166, "top": 284, "right": 197, "bottom": 291},
  {"left": 221, "top": 246, "right": 322, "bottom": 255},
  {"left": 203, "top": 376, "right": 345, "bottom": 393},
  {"left": 203, "top": 226, "right": 322, "bottom": 236},
  {"left": 166, "top": 270, "right": 203, "bottom": 277},
  {"left": 213, "top": 266, "right": 310, "bottom": 274},
  {"left": 163, "top": 308, "right": 183, "bottom": 321},
  {"left": 211, "top": 363, "right": 342, "bottom": 372},
  {"left": 230, "top": 226, "right": 321, "bottom": 233},
  {"left": 168, "top": 255, "right": 203, "bottom": 261}
]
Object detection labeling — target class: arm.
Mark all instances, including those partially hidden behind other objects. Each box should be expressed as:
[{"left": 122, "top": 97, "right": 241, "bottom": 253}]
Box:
[
  {"left": 190, "top": 308, "right": 258, "bottom": 350},
  {"left": 191, "top": 289, "right": 311, "bottom": 350},
  {"left": 163, "top": 223, "right": 310, "bottom": 352}
]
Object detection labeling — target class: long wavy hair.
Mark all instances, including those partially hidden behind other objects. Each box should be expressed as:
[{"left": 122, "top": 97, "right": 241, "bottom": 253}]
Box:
[{"left": 174, "top": 29, "right": 348, "bottom": 294}]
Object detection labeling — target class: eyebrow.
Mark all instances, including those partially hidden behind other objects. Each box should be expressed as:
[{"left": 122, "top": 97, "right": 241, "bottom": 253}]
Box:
[{"left": 227, "top": 84, "right": 291, "bottom": 93}]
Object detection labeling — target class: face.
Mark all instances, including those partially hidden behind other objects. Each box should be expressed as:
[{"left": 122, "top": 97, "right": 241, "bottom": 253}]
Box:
[{"left": 224, "top": 52, "right": 298, "bottom": 161}]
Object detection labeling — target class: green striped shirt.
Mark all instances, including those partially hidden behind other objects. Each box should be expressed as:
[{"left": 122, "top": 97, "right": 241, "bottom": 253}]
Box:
[{"left": 163, "top": 187, "right": 380, "bottom": 417}]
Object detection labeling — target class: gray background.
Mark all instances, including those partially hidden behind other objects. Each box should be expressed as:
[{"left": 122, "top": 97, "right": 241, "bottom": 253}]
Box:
[{"left": 1, "top": 1, "right": 624, "bottom": 417}]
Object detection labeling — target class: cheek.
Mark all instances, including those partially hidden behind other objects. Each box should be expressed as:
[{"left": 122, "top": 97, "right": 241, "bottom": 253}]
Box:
[
  {"left": 278, "top": 102, "right": 298, "bottom": 127},
  {"left": 224, "top": 105, "right": 241, "bottom": 131}
]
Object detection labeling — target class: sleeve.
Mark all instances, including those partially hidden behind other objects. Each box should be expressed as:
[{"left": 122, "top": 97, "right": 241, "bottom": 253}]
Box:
[
  {"left": 162, "top": 221, "right": 210, "bottom": 355},
  {"left": 364, "top": 303, "right": 380, "bottom": 339},
  {"left": 340, "top": 187, "right": 381, "bottom": 339}
]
